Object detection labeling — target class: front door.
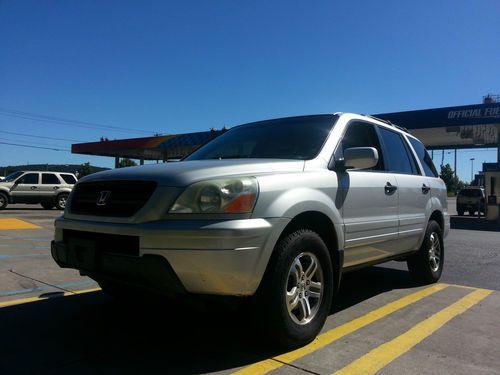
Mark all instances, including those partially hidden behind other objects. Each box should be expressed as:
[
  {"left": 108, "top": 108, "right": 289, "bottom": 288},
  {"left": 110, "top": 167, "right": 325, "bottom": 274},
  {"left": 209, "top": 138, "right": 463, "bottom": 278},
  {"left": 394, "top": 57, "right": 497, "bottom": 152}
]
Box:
[
  {"left": 10, "top": 172, "right": 40, "bottom": 203},
  {"left": 341, "top": 171, "right": 399, "bottom": 267},
  {"left": 335, "top": 121, "right": 399, "bottom": 268}
]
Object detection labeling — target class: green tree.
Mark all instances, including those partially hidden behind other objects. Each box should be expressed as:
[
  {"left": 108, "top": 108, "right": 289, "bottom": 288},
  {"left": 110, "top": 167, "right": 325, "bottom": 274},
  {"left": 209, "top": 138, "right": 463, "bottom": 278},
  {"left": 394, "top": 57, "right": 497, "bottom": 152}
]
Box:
[
  {"left": 440, "top": 163, "right": 462, "bottom": 194},
  {"left": 79, "top": 162, "right": 92, "bottom": 177},
  {"left": 118, "top": 158, "right": 137, "bottom": 168}
]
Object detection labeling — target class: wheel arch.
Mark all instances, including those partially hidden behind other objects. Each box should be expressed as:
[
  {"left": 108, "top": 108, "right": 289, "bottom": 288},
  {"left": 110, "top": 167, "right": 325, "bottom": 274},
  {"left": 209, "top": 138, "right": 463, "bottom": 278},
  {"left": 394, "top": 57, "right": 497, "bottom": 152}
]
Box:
[
  {"left": 429, "top": 210, "right": 444, "bottom": 231},
  {"left": 261, "top": 211, "right": 344, "bottom": 298}
]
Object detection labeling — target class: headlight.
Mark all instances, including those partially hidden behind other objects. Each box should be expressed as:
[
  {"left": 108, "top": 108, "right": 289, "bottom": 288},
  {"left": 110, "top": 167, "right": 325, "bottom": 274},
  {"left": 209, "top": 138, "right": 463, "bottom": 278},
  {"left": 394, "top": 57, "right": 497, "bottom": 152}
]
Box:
[{"left": 169, "top": 177, "right": 258, "bottom": 214}]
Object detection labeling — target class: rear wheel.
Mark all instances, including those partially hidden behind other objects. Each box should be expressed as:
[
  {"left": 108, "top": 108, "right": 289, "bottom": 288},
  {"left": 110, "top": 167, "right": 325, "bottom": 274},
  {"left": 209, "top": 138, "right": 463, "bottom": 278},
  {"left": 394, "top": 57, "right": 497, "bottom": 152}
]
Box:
[
  {"left": 457, "top": 209, "right": 464, "bottom": 216},
  {"left": 0, "top": 193, "right": 7, "bottom": 209},
  {"left": 255, "top": 229, "right": 333, "bottom": 348},
  {"left": 407, "top": 220, "right": 444, "bottom": 284},
  {"left": 469, "top": 209, "right": 475, "bottom": 216},
  {"left": 55, "top": 193, "right": 69, "bottom": 210}
]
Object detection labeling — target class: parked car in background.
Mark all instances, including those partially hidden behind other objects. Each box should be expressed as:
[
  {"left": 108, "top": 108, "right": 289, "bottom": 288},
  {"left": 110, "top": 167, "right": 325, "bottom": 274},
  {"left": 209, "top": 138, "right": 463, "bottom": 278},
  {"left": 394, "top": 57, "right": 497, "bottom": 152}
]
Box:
[
  {"left": 0, "top": 171, "right": 77, "bottom": 210},
  {"left": 456, "top": 187, "right": 485, "bottom": 216},
  {"left": 51, "top": 113, "right": 449, "bottom": 348}
]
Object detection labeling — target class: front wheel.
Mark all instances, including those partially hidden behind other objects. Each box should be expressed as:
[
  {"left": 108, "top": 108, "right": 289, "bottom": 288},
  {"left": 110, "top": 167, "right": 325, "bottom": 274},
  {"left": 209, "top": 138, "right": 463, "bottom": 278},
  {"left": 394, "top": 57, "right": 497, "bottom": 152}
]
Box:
[
  {"left": 407, "top": 220, "right": 444, "bottom": 284},
  {"left": 0, "top": 193, "right": 7, "bottom": 209},
  {"left": 255, "top": 229, "right": 333, "bottom": 348}
]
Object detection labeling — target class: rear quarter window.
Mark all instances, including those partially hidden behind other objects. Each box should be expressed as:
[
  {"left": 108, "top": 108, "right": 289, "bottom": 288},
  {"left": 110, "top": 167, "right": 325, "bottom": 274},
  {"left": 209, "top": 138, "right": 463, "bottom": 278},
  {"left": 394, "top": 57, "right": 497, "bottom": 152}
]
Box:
[
  {"left": 408, "top": 137, "right": 439, "bottom": 177},
  {"left": 60, "top": 174, "right": 77, "bottom": 184}
]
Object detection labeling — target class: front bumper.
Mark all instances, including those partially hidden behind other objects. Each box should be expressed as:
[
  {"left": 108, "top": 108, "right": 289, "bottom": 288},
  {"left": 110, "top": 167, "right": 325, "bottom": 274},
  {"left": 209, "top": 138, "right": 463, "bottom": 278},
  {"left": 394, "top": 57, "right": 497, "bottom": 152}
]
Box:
[{"left": 52, "top": 216, "right": 288, "bottom": 296}]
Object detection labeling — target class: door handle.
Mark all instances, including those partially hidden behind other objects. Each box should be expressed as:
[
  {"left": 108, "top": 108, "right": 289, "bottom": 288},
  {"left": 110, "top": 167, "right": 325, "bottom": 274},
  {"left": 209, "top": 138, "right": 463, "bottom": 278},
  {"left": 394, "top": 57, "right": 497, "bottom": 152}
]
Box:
[
  {"left": 30, "top": 186, "right": 37, "bottom": 190},
  {"left": 385, "top": 182, "right": 397, "bottom": 195},
  {"left": 53, "top": 186, "right": 59, "bottom": 190},
  {"left": 422, "top": 184, "right": 431, "bottom": 194}
]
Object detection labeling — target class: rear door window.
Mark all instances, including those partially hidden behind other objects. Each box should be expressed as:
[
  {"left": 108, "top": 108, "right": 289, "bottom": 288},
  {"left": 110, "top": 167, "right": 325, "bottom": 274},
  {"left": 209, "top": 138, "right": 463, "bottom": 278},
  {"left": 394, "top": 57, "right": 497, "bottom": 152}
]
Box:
[
  {"left": 378, "top": 127, "right": 417, "bottom": 175},
  {"left": 42, "top": 173, "right": 61, "bottom": 184}
]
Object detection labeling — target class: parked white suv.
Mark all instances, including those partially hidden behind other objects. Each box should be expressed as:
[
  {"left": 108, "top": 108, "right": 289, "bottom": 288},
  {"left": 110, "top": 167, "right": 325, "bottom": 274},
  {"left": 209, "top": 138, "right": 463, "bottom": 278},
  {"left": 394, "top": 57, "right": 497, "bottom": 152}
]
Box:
[
  {"left": 51, "top": 113, "right": 449, "bottom": 347},
  {"left": 0, "top": 171, "right": 77, "bottom": 210}
]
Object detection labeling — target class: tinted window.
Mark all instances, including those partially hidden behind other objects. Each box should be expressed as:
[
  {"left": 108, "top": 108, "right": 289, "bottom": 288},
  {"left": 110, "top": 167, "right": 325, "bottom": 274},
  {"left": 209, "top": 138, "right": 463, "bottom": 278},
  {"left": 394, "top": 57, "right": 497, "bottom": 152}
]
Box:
[
  {"left": 340, "top": 121, "right": 384, "bottom": 170},
  {"left": 408, "top": 138, "right": 439, "bottom": 177},
  {"left": 185, "top": 115, "right": 336, "bottom": 160},
  {"left": 18, "top": 173, "right": 39, "bottom": 184},
  {"left": 4, "top": 171, "right": 23, "bottom": 182},
  {"left": 60, "top": 174, "right": 77, "bottom": 184},
  {"left": 378, "top": 127, "right": 417, "bottom": 174},
  {"left": 42, "top": 173, "right": 60, "bottom": 184},
  {"left": 459, "top": 189, "right": 482, "bottom": 198}
]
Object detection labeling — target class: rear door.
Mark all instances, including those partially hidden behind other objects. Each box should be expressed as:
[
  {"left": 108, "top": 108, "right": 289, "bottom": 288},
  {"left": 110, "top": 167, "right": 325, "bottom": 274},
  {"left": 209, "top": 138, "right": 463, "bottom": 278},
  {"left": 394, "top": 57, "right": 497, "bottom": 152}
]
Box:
[
  {"left": 337, "top": 121, "right": 399, "bottom": 268},
  {"left": 378, "top": 127, "right": 430, "bottom": 252},
  {"left": 39, "top": 173, "right": 63, "bottom": 202}
]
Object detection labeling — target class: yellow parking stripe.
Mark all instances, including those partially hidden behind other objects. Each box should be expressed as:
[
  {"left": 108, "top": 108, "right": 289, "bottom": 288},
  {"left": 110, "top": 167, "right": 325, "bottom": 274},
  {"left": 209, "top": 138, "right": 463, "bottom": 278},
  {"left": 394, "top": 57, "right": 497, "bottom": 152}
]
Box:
[
  {"left": 0, "top": 288, "right": 101, "bottom": 308},
  {"left": 233, "top": 283, "right": 448, "bottom": 375},
  {"left": 332, "top": 288, "right": 492, "bottom": 375},
  {"left": 0, "top": 218, "right": 41, "bottom": 230}
]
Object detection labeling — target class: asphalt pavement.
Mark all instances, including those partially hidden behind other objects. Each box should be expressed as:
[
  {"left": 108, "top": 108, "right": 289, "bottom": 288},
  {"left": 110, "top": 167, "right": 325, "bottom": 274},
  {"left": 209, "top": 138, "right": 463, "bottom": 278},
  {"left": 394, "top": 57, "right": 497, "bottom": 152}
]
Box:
[{"left": 0, "top": 202, "right": 499, "bottom": 375}]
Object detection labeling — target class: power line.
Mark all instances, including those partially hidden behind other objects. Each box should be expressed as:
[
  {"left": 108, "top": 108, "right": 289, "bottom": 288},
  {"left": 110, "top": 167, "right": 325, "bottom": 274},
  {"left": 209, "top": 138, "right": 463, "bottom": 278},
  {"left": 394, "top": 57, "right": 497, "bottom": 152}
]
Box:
[
  {"left": 0, "top": 136, "right": 70, "bottom": 148},
  {"left": 0, "top": 107, "right": 157, "bottom": 135},
  {"left": 0, "top": 130, "right": 87, "bottom": 143},
  {"left": 0, "top": 141, "right": 70, "bottom": 152}
]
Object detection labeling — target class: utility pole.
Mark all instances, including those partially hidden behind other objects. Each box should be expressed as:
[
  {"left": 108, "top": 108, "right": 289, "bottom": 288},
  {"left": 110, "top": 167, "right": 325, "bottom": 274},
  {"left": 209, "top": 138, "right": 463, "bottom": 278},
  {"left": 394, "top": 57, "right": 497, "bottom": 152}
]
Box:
[{"left": 470, "top": 157, "right": 475, "bottom": 184}]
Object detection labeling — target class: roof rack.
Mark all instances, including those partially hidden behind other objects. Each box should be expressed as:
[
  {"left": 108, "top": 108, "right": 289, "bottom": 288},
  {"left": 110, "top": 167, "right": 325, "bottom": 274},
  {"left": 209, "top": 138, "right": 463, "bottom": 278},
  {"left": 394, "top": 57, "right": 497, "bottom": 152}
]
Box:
[{"left": 364, "top": 115, "right": 409, "bottom": 133}]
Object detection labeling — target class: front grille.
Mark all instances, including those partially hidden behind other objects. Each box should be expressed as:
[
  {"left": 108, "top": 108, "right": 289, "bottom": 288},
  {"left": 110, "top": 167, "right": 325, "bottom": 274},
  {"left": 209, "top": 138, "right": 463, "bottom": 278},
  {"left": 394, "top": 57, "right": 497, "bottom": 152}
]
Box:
[
  {"left": 63, "top": 229, "right": 139, "bottom": 257},
  {"left": 70, "top": 180, "right": 157, "bottom": 217}
]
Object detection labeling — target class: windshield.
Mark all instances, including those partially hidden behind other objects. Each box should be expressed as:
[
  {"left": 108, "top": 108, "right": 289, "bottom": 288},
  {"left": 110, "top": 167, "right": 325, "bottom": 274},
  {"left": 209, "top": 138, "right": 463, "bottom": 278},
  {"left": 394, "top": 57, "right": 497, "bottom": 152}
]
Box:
[
  {"left": 185, "top": 115, "right": 337, "bottom": 161},
  {"left": 4, "top": 171, "right": 23, "bottom": 182}
]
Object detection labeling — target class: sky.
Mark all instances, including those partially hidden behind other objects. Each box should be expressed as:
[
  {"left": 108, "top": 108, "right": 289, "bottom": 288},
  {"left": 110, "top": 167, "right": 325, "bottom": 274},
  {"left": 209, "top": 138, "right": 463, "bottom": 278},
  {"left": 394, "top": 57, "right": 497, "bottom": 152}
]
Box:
[{"left": 0, "top": 0, "right": 499, "bottom": 182}]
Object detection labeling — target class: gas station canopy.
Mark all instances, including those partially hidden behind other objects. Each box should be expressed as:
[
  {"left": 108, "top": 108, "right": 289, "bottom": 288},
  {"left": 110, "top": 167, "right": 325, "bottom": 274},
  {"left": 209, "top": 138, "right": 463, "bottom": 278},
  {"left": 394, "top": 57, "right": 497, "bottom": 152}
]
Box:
[
  {"left": 72, "top": 102, "right": 500, "bottom": 162},
  {"left": 375, "top": 102, "right": 500, "bottom": 150},
  {"left": 72, "top": 129, "right": 225, "bottom": 162}
]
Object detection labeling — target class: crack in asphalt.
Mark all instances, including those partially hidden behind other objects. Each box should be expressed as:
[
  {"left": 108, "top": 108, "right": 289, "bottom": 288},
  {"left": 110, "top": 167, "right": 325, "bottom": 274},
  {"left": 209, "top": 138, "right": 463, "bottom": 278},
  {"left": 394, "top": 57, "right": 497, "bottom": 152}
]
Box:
[{"left": 8, "top": 269, "right": 77, "bottom": 294}]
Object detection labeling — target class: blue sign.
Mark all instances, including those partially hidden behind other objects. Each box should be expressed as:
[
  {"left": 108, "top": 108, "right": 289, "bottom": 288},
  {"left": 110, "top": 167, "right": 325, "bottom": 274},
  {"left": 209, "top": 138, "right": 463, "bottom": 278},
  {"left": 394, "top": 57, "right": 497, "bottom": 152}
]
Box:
[{"left": 375, "top": 103, "right": 500, "bottom": 130}]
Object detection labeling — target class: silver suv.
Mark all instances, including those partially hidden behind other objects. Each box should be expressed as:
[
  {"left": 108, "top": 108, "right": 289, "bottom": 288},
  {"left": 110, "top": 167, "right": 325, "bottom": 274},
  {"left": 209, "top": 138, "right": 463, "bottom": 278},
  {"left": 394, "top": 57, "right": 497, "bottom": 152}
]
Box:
[
  {"left": 0, "top": 171, "right": 77, "bottom": 210},
  {"left": 51, "top": 113, "right": 449, "bottom": 347}
]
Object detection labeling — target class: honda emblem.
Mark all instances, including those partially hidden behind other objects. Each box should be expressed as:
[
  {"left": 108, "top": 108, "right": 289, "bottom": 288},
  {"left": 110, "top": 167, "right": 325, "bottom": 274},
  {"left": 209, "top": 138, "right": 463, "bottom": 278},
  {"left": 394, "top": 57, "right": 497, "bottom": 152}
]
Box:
[{"left": 96, "top": 191, "right": 112, "bottom": 206}]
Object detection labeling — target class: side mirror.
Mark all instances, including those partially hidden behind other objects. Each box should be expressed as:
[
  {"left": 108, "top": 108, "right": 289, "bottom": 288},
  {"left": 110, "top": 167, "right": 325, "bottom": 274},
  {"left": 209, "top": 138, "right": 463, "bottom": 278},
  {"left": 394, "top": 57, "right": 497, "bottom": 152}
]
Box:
[{"left": 343, "top": 147, "right": 379, "bottom": 170}]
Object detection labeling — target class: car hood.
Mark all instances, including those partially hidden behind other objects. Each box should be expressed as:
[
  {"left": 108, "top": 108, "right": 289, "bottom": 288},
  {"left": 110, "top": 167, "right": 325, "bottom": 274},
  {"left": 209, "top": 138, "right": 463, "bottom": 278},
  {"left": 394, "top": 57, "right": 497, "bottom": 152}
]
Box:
[{"left": 79, "top": 159, "right": 305, "bottom": 187}]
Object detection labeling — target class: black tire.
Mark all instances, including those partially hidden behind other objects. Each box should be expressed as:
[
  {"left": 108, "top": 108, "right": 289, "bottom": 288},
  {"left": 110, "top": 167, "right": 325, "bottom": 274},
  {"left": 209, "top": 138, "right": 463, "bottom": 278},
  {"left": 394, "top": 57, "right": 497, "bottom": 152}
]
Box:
[
  {"left": 255, "top": 229, "right": 333, "bottom": 348},
  {"left": 0, "top": 193, "right": 7, "bottom": 209},
  {"left": 41, "top": 203, "right": 54, "bottom": 210},
  {"left": 457, "top": 210, "right": 464, "bottom": 216},
  {"left": 55, "top": 193, "right": 69, "bottom": 210},
  {"left": 469, "top": 209, "right": 475, "bottom": 216},
  {"left": 407, "top": 220, "right": 444, "bottom": 284}
]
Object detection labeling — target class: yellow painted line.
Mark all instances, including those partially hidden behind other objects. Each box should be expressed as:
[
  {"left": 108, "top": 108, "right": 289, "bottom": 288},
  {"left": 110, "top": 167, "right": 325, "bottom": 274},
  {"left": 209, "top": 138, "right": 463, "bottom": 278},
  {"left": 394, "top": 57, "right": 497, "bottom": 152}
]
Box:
[
  {"left": 232, "top": 283, "right": 449, "bottom": 375},
  {"left": 332, "top": 288, "right": 493, "bottom": 375},
  {"left": 0, "top": 218, "right": 41, "bottom": 230},
  {"left": 0, "top": 288, "right": 101, "bottom": 308}
]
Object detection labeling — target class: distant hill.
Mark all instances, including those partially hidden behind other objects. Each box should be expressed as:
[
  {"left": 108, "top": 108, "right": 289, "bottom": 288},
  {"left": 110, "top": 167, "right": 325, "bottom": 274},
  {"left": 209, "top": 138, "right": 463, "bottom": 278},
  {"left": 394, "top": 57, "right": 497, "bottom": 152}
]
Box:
[{"left": 0, "top": 164, "right": 110, "bottom": 177}]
